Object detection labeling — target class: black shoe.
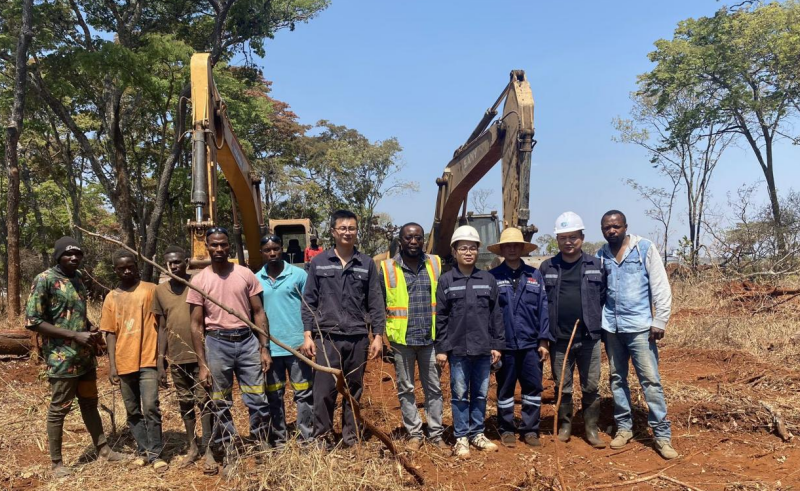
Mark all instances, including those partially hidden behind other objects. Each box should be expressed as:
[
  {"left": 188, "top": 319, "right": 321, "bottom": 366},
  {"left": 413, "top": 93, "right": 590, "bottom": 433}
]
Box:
[{"left": 557, "top": 400, "right": 573, "bottom": 442}]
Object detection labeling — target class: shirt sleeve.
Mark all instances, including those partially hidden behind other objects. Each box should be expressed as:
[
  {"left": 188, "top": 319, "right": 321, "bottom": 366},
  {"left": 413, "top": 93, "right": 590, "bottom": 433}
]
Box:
[
  {"left": 434, "top": 276, "right": 449, "bottom": 355},
  {"left": 535, "top": 270, "right": 554, "bottom": 342},
  {"left": 246, "top": 268, "right": 263, "bottom": 297},
  {"left": 366, "top": 258, "right": 386, "bottom": 336},
  {"left": 488, "top": 277, "right": 506, "bottom": 351},
  {"left": 186, "top": 273, "right": 204, "bottom": 306},
  {"left": 152, "top": 289, "right": 164, "bottom": 316},
  {"left": 24, "top": 274, "right": 49, "bottom": 329},
  {"left": 646, "top": 243, "right": 672, "bottom": 330},
  {"left": 99, "top": 293, "right": 117, "bottom": 334},
  {"left": 301, "top": 260, "right": 319, "bottom": 332}
]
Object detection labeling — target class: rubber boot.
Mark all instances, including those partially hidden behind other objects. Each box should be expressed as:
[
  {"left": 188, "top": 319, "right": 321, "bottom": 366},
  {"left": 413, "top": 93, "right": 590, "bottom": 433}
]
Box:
[
  {"left": 582, "top": 399, "right": 606, "bottom": 449},
  {"left": 557, "top": 400, "right": 573, "bottom": 442}
]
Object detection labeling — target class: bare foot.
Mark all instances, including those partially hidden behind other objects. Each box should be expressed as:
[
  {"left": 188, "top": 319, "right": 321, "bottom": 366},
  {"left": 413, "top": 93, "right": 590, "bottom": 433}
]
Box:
[
  {"left": 178, "top": 445, "right": 200, "bottom": 469},
  {"left": 202, "top": 450, "right": 218, "bottom": 476}
]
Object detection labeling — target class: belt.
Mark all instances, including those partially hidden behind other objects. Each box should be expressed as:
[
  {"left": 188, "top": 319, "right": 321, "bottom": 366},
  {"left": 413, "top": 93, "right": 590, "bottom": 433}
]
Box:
[{"left": 206, "top": 328, "right": 252, "bottom": 342}]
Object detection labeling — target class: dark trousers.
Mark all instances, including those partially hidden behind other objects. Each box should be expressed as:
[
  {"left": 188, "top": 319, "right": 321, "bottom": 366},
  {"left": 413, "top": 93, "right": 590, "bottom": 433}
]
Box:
[
  {"left": 119, "top": 367, "right": 164, "bottom": 462},
  {"left": 312, "top": 334, "right": 369, "bottom": 446},
  {"left": 551, "top": 337, "right": 601, "bottom": 407},
  {"left": 47, "top": 369, "right": 107, "bottom": 463},
  {"left": 496, "top": 348, "right": 543, "bottom": 435},
  {"left": 171, "top": 363, "right": 213, "bottom": 448}
]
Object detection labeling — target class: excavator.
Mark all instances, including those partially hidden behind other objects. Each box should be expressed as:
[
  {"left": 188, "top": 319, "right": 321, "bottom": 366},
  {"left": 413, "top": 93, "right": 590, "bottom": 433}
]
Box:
[
  {"left": 187, "top": 53, "right": 314, "bottom": 271},
  {"left": 425, "top": 70, "right": 538, "bottom": 269}
]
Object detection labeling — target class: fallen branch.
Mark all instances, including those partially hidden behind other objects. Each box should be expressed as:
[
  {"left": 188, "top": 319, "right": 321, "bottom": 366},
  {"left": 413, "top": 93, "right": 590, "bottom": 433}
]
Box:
[
  {"left": 658, "top": 474, "right": 706, "bottom": 491},
  {"left": 552, "top": 319, "right": 580, "bottom": 491},
  {"left": 761, "top": 402, "right": 793, "bottom": 442},
  {"left": 77, "top": 226, "right": 424, "bottom": 486}
]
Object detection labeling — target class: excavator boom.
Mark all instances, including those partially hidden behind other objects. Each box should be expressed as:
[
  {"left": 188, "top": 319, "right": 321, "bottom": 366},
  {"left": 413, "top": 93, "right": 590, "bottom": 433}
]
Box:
[{"left": 427, "top": 70, "right": 537, "bottom": 260}]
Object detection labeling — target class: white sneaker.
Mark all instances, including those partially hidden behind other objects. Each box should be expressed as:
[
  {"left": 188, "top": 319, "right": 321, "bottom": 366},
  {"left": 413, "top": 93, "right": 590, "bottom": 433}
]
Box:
[
  {"left": 470, "top": 433, "right": 498, "bottom": 452},
  {"left": 452, "top": 437, "right": 470, "bottom": 458}
]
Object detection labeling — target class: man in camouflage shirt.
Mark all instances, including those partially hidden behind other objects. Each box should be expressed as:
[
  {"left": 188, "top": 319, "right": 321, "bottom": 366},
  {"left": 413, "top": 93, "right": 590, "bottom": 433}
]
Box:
[{"left": 26, "top": 237, "right": 123, "bottom": 477}]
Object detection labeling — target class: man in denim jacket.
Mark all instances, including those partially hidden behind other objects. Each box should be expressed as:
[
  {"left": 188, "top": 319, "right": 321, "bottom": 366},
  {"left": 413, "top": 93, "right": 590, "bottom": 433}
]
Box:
[{"left": 597, "top": 210, "right": 676, "bottom": 460}]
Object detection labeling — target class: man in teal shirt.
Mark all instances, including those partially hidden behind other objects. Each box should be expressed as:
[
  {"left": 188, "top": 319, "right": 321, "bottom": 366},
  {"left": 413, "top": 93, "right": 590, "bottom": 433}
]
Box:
[{"left": 257, "top": 235, "right": 312, "bottom": 445}]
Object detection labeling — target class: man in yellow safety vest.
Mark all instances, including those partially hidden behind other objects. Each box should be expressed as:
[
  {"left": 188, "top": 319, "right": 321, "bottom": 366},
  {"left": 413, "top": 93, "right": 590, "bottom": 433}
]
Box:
[{"left": 380, "top": 223, "right": 448, "bottom": 451}]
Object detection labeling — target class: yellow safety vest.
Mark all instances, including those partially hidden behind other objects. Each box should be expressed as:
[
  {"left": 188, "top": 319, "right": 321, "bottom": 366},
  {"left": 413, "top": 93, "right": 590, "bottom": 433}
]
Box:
[{"left": 381, "top": 255, "right": 442, "bottom": 345}]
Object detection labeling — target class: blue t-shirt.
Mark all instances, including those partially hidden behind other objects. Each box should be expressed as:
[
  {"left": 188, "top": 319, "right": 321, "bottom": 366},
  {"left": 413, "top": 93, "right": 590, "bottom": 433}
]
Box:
[{"left": 257, "top": 262, "right": 307, "bottom": 357}]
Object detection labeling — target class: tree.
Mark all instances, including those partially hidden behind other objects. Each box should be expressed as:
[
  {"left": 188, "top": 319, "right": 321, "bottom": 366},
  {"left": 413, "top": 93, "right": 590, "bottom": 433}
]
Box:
[
  {"left": 614, "top": 91, "right": 733, "bottom": 268},
  {"left": 639, "top": 2, "right": 800, "bottom": 254},
  {"left": 535, "top": 234, "right": 558, "bottom": 256},
  {"left": 2, "top": 0, "right": 33, "bottom": 318},
  {"left": 470, "top": 188, "right": 495, "bottom": 214}
]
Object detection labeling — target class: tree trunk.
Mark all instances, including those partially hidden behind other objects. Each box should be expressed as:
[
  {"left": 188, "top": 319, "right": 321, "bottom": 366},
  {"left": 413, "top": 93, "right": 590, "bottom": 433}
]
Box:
[
  {"left": 4, "top": 0, "right": 34, "bottom": 319},
  {"left": 763, "top": 161, "right": 785, "bottom": 256}
]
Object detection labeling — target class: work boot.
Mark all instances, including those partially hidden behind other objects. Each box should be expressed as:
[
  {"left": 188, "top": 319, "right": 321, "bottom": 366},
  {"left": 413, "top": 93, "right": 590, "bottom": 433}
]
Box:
[
  {"left": 406, "top": 437, "right": 423, "bottom": 451},
  {"left": 610, "top": 430, "right": 634, "bottom": 449},
  {"left": 655, "top": 439, "right": 679, "bottom": 460},
  {"left": 500, "top": 432, "right": 517, "bottom": 448},
  {"left": 523, "top": 433, "right": 541, "bottom": 447},
  {"left": 557, "top": 400, "right": 573, "bottom": 442},
  {"left": 582, "top": 400, "right": 607, "bottom": 449}
]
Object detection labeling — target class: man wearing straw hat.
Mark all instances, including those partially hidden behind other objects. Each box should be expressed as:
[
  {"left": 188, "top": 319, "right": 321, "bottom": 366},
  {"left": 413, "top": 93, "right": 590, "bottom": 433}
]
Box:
[
  {"left": 540, "top": 212, "right": 607, "bottom": 449},
  {"left": 488, "top": 228, "right": 552, "bottom": 447}
]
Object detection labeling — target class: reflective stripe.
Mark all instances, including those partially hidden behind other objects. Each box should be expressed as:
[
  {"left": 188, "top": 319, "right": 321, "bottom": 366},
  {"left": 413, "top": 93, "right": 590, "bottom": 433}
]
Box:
[
  {"left": 316, "top": 264, "right": 342, "bottom": 270},
  {"left": 383, "top": 259, "right": 397, "bottom": 288},
  {"left": 211, "top": 388, "right": 233, "bottom": 400},
  {"left": 545, "top": 274, "right": 559, "bottom": 279},
  {"left": 266, "top": 382, "right": 285, "bottom": 393},
  {"left": 290, "top": 380, "right": 311, "bottom": 391},
  {"left": 429, "top": 255, "right": 441, "bottom": 282},
  {"left": 497, "top": 397, "right": 516, "bottom": 409},
  {"left": 472, "top": 284, "right": 490, "bottom": 290},
  {"left": 584, "top": 270, "right": 602, "bottom": 275},
  {"left": 521, "top": 395, "right": 541, "bottom": 406},
  {"left": 444, "top": 285, "right": 466, "bottom": 294},
  {"left": 387, "top": 307, "right": 408, "bottom": 319},
  {"left": 240, "top": 384, "right": 265, "bottom": 394},
  {"left": 353, "top": 267, "right": 369, "bottom": 274}
]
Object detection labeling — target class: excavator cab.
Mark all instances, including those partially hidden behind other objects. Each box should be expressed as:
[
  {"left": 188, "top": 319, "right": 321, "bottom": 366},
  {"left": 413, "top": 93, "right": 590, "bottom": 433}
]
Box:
[
  {"left": 268, "top": 219, "right": 315, "bottom": 267},
  {"left": 461, "top": 212, "right": 502, "bottom": 270}
]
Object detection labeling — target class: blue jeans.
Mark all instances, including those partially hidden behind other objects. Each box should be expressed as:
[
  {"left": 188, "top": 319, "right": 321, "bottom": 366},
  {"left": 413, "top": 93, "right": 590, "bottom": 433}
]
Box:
[
  {"left": 604, "top": 330, "right": 671, "bottom": 439},
  {"left": 119, "top": 368, "right": 163, "bottom": 462},
  {"left": 266, "top": 355, "right": 314, "bottom": 443},
  {"left": 205, "top": 330, "right": 271, "bottom": 449},
  {"left": 449, "top": 354, "right": 491, "bottom": 439}
]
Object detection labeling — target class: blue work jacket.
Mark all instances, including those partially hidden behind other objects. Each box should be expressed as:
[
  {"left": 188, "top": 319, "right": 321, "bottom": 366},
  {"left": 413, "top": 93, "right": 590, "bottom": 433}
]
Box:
[
  {"left": 539, "top": 252, "right": 606, "bottom": 341},
  {"left": 489, "top": 262, "right": 553, "bottom": 351}
]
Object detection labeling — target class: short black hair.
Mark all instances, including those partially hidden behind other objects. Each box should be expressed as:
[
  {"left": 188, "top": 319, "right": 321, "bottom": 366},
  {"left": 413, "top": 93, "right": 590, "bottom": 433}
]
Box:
[
  {"left": 163, "top": 245, "right": 186, "bottom": 257},
  {"left": 399, "top": 222, "right": 425, "bottom": 237},
  {"left": 112, "top": 248, "right": 136, "bottom": 265},
  {"left": 602, "top": 209, "right": 627, "bottom": 225},
  {"left": 330, "top": 209, "right": 358, "bottom": 229}
]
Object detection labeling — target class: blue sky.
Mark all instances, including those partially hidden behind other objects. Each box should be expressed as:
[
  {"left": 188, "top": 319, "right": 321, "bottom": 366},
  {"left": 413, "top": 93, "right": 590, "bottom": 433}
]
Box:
[{"left": 249, "top": 0, "right": 800, "bottom": 245}]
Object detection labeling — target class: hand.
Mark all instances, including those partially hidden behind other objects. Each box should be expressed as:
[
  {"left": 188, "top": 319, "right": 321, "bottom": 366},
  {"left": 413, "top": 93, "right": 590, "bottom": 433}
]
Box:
[
  {"left": 260, "top": 349, "right": 273, "bottom": 372},
  {"left": 108, "top": 368, "right": 120, "bottom": 386},
  {"left": 648, "top": 327, "right": 665, "bottom": 342},
  {"left": 491, "top": 350, "right": 501, "bottom": 365},
  {"left": 198, "top": 364, "right": 212, "bottom": 387},
  {"left": 72, "top": 331, "right": 99, "bottom": 347},
  {"left": 300, "top": 336, "right": 316, "bottom": 359},
  {"left": 436, "top": 353, "right": 448, "bottom": 370},
  {"left": 537, "top": 346, "right": 550, "bottom": 363},
  {"left": 157, "top": 365, "right": 169, "bottom": 388},
  {"left": 368, "top": 335, "right": 383, "bottom": 361}
]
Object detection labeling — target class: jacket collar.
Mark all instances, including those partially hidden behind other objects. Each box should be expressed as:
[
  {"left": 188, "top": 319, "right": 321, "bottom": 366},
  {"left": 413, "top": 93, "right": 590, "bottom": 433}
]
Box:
[
  {"left": 451, "top": 265, "right": 482, "bottom": 279},
  {"left": 258, "top": 261, "right": 293, "bottom": 280},
  {"left": 323, "top": 247, "right": 364, "bottom": 265},
  {"left": 496, "top": 261, "right": 535, "bottom": 276}
]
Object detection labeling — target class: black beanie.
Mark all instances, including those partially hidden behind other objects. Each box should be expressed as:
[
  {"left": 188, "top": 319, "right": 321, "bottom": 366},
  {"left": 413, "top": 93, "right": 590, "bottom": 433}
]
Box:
[{"left": 53, "top": 236, "right": 82, "bottom": 263}]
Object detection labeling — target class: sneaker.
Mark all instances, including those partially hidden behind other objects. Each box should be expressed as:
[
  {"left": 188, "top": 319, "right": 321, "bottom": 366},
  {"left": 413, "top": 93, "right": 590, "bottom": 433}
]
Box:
[
  {"left": 500, "top": 432, "right": 517, "bottom": 448},
  {"left": 406, "top": 437, "right": 423, "bottom": 451},
  {"left": 523, "top": 433, "right": 541, "bottom": 447},
  {"left": 610, "top": 430, "right": 634, "bottom": 449},
  {"left": 470, "top": 433, "right": 498, "bottom": 452},
  {"left": 453, "top": 437, "right": 470, "bottom": 458},
  {"left": 655, "top": 439, "right": 679, "bottom": 460}
]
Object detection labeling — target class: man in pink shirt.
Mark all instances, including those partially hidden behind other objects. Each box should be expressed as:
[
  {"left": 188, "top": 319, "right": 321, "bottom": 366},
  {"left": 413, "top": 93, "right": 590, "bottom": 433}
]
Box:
[{"left": 187, "top": 227, "right": 272, "bottom": 477}]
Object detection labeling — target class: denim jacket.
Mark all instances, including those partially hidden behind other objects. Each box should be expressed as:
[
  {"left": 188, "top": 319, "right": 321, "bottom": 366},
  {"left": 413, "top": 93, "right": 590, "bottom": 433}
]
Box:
[{"left": 596, "top": 235, "right": 672, "bottom": 334}]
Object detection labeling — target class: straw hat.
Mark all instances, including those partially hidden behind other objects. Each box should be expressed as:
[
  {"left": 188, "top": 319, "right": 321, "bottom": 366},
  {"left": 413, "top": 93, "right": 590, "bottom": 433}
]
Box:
[{"left": 487, "top": 227, "right": 538, "bottom": 255}]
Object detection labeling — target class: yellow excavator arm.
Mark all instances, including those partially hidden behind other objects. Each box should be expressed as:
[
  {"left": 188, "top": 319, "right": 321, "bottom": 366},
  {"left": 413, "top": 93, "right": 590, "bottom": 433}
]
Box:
[
  {"left": 188, "top": 53, "right": 267, "bottom": 270},
  {"left": 426, "top": 70, "right": 537, "bottom": 259}
]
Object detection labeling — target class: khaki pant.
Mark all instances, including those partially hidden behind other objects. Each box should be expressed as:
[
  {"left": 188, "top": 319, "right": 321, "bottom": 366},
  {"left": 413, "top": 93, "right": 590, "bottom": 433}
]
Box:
[{"left": 47, "top": 369, "right": 107, "bottom": 463}]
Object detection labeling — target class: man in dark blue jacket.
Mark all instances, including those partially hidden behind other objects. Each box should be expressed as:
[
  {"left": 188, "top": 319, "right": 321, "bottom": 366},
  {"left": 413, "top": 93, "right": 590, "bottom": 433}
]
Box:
[
  {"left": 540, "top": 212, "right": 607, "bottom": 449},
  {"left": 488, "top": 227, "right": 552, "bottom": 447}
]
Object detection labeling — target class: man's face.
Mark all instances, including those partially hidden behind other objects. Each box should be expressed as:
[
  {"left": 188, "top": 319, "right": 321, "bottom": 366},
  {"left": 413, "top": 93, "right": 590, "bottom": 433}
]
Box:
[
  {"left": 453, "top": 240, "right": 479, "bottom": 267},
  {"left": 557, "top": 231, "right": 584, "bottom": 256},
  {"left": 58, "top": 250, "right": 83, "bottom": 274},
  {"left": 601, "top": 214, "right": 628, "bottom": 246},
  {"left": 499, "top": 242, "right": 523, "bottom": 262},
  {"left": 261, "top": 241, "right": 283, "bottom": 265},
  {"left": 331, "top": 218, "right": 357, "bottom": 248},
  {"left": 206, "top": 233, "right": 231, "bottom": 263},
  {"left": 164, "top": 252, "right": 187, "bottom": 276},
  {"left": 113, "top": 256, "right": 139, "bottom": 282},
  {"left": 399, "top": 225, "right": 424, "bottom": 258}
]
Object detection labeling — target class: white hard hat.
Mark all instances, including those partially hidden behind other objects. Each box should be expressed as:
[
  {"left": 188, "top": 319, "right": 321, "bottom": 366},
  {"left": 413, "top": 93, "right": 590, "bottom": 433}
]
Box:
[
  {"left": 451, "top": 225, "right": 481, "bottom": 247},
  {"left": 554, "top": 211, "right": 585, "bottom": 234}
]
